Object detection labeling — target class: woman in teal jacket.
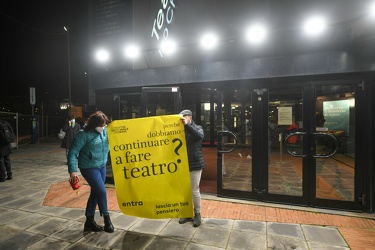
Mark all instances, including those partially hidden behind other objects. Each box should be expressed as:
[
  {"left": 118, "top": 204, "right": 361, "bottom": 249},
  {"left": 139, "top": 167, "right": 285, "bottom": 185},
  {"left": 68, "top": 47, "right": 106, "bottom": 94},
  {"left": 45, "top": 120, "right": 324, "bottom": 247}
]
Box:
[{"left": 68, "top": 111, "right": 114, "bottom": 233}]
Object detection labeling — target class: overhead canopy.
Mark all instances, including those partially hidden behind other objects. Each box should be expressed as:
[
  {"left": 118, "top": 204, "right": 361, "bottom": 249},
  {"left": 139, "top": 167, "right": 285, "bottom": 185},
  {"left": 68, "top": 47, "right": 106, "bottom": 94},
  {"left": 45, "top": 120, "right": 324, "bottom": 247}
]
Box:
[{"left": 90, "top": 0, "right": 375, "bottom": 72}]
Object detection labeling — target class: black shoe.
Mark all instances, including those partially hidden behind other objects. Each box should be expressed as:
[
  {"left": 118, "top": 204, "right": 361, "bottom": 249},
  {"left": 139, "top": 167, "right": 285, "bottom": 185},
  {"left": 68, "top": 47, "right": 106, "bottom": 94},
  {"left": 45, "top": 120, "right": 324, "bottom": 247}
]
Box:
[
  {"left": 84, "top": 216, "right": 103, "bottom": 232},
  {"left": 6, "top": 176, "right": 12, "bottom": 180},
  {"left": 179, "top": 218, "right": 193, "bottom": 224},
  {"left": 0, "top": 179, "right": 6, "bottom": 182},
  {"left": 104, "top": 214, "right": 114, "bottom": 233},
  {"left": 193, "top": 213, "right": 201, "bottom": 227}
]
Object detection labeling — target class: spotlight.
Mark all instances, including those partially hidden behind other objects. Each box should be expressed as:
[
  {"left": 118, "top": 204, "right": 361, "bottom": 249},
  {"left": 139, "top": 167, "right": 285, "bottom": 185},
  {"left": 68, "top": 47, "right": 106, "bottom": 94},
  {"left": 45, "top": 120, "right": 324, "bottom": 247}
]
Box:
[
  {"left": 303, "top": 16, "right": 327, "bottom": 36},
  {"left": 95, "top": 49, "right": 110, "bottom": 62},
  {"left": 246, "top": 24, "right": 267, "bottom": 44},
  {"left": 125, "top": 45, "right": 140, "bottom": 58},
  {"left": 200, "top": 33, "right": 218, "bottom": 50}
]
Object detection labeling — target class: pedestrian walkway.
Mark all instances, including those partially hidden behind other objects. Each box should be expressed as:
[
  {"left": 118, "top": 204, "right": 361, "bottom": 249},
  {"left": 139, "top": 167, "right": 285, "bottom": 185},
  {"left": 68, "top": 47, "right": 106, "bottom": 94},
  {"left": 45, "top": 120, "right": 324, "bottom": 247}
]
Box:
[{"left": 0, "top": 137, "right": 375, "bottom": 249}]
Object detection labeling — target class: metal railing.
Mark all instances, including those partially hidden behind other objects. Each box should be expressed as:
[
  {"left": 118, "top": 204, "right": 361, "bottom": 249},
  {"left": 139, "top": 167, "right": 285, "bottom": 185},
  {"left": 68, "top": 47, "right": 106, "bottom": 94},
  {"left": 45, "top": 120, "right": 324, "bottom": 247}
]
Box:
[{"left": 0, "top": 111, "right": 65, "bottom": 148}]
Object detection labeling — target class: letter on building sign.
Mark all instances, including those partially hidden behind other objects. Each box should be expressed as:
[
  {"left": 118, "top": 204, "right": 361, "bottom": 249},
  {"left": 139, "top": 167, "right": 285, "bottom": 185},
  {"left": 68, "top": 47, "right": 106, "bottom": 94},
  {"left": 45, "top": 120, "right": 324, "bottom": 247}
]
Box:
[{"left": 150, "top": 0, "right": 177, "bottom": 57}]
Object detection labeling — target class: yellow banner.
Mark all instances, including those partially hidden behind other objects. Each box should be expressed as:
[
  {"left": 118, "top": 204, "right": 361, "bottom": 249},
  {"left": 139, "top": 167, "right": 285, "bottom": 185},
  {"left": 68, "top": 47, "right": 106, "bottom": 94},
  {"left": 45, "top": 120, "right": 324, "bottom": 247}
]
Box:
[{"left": 107, "top": 115, "right": 193, "bottom": 219}]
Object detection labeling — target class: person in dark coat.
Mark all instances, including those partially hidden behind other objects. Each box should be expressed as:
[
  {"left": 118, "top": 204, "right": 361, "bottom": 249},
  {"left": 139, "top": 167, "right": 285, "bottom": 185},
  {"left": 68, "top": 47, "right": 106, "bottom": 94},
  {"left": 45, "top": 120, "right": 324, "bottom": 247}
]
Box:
[
  {"left": 61, "top": 114, "right": 81, "bottom": 162},
  {"left": 0, "top": 120, "right": 13, "bottom": 182},
  {"left": 178, "top": 109, "right": 205, "bottom": 227}
]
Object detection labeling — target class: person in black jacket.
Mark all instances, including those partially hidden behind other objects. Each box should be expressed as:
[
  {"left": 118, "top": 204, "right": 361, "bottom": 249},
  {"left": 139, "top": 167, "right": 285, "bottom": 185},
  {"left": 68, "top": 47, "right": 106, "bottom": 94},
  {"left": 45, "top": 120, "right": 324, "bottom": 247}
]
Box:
[
  {"left": 178, "top": 109, "right": 205, "bottom": 227},
  {"left": 61, "top": 114, "right": 81, "bottom": 163},
  {"left": 0, "top": 119, "right": 14, "bottom": 182}
]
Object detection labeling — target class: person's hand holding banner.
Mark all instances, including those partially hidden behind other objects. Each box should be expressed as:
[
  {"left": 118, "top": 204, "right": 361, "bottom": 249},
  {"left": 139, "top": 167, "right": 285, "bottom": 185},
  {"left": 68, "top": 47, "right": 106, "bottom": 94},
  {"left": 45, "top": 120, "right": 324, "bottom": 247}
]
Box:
[{"left": 107, "top": 115, "right": 193, "bottom": 219}]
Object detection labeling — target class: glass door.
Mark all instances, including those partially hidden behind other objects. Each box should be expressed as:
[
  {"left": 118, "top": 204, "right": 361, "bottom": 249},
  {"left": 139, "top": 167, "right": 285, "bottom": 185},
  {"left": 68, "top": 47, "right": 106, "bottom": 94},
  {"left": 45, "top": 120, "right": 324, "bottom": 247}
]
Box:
[
  {"left": 313, "top": 83, "right": 361, "bottom": 210},
  {"left": 266, "top": 82, "right": 362, "bottom": 210},
  {"left": 216, "top": 81, "right": 364, "bottom": 211},
  {"left": 267, "top": 86, "right": 304, "bottom": 199},
  {"left": 216, "top": 89, "right": 258, "bottom": 200}
]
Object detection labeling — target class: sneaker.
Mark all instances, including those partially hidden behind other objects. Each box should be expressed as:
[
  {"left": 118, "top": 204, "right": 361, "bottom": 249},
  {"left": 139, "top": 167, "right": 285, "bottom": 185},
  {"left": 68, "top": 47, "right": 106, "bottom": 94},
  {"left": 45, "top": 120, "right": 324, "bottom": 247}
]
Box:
[
  {"left": 179, "top": 218, "right": 193, "bottom": 224},
  {"left": 0, "top": 178, "right": 6, "bottom": 182},
  {"left": 193, "top": 213, "right": 201, "bottom": 227},
  {"left": 238, "top": 153, "right": 243, "bottom": 158},
  {"left": 6, "top": 176, "right": 12, "bottom": 180},
  {"left": 246, "top": 155, "right": 252, "bottom": 159}
]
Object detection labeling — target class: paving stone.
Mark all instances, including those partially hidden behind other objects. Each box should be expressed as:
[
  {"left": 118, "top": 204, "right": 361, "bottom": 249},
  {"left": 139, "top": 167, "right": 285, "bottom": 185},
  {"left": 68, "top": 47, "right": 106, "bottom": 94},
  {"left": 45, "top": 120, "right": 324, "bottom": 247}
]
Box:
[
  {"left": 158, "top": 218, "right": 198, "bottom": 240},
  {"left": 144, "top": 236, "right": 188, "bottom": 250},
  {"left": 233, "top": 220, "right": 266, "bottom": 234},
  {"left": 111, "top": 213, "right": 141, "bottom": 230},
  {"left": 185, "top": 242, "right": 225, "bottom": 250},
  {"left": 0, "top": 225, "right": 22, "bottom": 241},
  {"left": 7, "top": 213, "right": 48, "bottom": 230},
  {"left": 1, "top": 196, "right": 38, "bottom": 209},
  {"left": 19, "top": 200, "right": 46, "bottom": 212},
  {"left": 26, "top": 217, "right": 71, "bottom": 236},
  {"left": 58, "top": 208, "right": 86, "bottom": 220},
  {"left": 267, "top": 222, "right": 305, "bottom": 240},
  {"left": 302, "top": 225, "right": 348, "bottom": 247},
  {"left": 77, "top": 228, "right": 125, "bottom": 249},
  {"left": 50, "top": 221, "right": 86, "bottom": 242},
  {"left": 26, "top": 236, "right": 71, "bottom": 250},
  {"left": 228, "top": 230, "right": 267, "bottom": 250},
  {"left": 64, "top": 242, "right": 103, "bottom": 250},
  {"left": 267, "top": 235, "right": 309, "bottom": 249},
  {"left": 0, "top": 209, "right": 31, "bottom": 225},
  {"left": 0, "top": 228, "right": 45, "bottom": 249},
  {"left": 38, "top": 205, "right": 69, "bottom": 216},
  {"left": 110, "top": 231, "right": 155, "bottom": 250},
  {"left": 129, "top": 218, "right": 170, "bottom": 235},
  {"left": 192, "top": 225, "right": 231, "bottom": 248},
  {"left": 203, "top": 218, "right": 234, "bottom": 229}
]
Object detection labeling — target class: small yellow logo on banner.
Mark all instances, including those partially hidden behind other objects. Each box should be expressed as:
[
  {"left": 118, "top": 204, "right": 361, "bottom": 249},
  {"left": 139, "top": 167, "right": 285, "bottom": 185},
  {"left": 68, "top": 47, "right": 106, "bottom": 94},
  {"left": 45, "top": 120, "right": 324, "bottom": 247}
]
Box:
[{"left": 107, "top": 115, "right": 193, "bottom": 219}]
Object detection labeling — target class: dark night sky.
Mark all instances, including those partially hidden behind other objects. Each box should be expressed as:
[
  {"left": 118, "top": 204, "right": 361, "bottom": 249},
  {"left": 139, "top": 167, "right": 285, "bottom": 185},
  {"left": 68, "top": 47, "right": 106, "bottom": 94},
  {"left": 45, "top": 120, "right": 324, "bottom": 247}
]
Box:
[{"left": 0, "top": 0, "right": 89, "bottom": 109}]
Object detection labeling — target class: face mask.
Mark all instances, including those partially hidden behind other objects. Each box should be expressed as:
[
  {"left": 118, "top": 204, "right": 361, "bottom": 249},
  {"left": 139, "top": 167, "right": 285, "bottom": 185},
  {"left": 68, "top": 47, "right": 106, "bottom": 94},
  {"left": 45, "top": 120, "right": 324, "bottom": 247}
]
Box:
[
  {"left": 71, "top": 119, "right": 75, "bottom": 123},
  {"left": 95, "top": 126, "right": 104, "bottom": 133}
]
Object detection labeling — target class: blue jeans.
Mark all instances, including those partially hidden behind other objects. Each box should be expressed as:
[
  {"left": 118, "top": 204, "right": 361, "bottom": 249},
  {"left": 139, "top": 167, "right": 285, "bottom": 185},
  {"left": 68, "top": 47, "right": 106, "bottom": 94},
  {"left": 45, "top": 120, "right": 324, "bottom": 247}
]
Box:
[{"left": 80, "top": 166, "right": 108, "bottom": 217}]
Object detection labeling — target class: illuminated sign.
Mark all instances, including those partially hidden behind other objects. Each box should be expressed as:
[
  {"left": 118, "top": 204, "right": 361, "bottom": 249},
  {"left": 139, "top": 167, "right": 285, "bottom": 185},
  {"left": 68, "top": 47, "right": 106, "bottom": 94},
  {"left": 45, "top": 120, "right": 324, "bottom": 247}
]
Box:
[{"left": 151, "top": 0, "right": 176, "bottom": 57}]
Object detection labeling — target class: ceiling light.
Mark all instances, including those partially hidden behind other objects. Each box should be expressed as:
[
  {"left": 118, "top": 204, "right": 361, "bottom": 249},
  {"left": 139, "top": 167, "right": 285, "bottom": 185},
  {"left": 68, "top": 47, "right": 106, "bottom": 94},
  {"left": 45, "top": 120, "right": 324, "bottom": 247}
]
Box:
[
  {"left": 303, "top": 16, "right": 327, "bottom": 36},
  {"left": 200, "top": 33, "right": 218, "bottom": 50},
  {"left": 125, "top": 45, "right": 140, "bottom": 58},
  {"left": 246, "top": 24, "right": 267, "bottom": 44},
  {"left": 160, "top": 40, "right": 177, "bottom": 55},
  {"left": 95, "top": 49, "right": 110, "bottom": 62}
]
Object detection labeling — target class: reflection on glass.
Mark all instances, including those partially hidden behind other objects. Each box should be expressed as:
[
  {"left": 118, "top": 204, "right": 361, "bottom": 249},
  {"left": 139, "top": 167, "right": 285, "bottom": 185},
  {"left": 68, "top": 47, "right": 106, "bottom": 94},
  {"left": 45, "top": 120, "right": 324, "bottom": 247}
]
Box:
[
  {"left": 315, "top": 85, "right": 355, "bottom": 201},
  {"left": 221, "top": 90, "right": 252, "bottom": 192},
  {"left": 268, "top": 89, "right": 303, "bottom": 197},
  {"left": 119, "top": 94, "right": 141, "bottom": 119},
  {"left": 146, "top": 93, "right": 174, "bottom": 116}
]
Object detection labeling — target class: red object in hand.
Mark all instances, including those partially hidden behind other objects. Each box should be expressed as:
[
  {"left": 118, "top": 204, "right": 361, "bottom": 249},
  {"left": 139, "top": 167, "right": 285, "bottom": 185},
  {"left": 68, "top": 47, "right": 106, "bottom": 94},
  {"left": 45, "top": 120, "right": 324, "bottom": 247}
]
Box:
[{"left": 69, "top": 179, "right": 80, "bottom": 190}]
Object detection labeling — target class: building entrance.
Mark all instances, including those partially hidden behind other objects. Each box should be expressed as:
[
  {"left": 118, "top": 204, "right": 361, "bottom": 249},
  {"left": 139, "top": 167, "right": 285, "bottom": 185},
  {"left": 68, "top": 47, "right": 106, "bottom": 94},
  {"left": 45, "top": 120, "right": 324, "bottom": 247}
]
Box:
[{"left": 216, "top": 80, "right": 364, "bottom": 211}]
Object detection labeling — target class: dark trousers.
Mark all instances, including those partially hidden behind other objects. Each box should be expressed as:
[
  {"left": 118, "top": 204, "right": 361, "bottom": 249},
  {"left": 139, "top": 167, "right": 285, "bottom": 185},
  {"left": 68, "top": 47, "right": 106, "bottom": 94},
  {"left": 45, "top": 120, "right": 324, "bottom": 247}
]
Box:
[{"left": 0, "top": 155, "right": 12, "bottom": 180}]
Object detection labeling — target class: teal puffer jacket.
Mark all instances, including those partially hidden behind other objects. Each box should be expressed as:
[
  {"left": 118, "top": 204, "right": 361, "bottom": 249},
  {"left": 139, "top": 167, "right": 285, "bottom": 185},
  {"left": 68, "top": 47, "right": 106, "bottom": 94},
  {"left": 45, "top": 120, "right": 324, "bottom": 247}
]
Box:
[{"left": 67, "top": 128, "right": 109, "bottom": 173}]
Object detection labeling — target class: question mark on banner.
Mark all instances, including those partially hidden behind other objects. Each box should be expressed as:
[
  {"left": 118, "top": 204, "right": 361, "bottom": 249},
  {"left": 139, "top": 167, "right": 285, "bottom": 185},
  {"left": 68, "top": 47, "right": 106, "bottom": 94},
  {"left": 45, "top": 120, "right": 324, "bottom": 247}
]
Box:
[{"left": 172, "top": 138, "right": 182, "bottom": 163}]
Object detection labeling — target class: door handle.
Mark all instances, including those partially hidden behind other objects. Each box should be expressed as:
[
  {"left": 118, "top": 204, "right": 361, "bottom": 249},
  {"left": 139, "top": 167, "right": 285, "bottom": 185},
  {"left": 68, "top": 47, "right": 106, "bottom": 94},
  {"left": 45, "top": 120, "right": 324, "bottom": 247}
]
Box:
[
  {"left": 216, "top": 130, "right": 238, "bottom": 153},
  {"left": 313, "top": 132, "right": 339, "bottom": 158},
  {"left": 283, "top": 132, "right": 307, "bottom": 157}
]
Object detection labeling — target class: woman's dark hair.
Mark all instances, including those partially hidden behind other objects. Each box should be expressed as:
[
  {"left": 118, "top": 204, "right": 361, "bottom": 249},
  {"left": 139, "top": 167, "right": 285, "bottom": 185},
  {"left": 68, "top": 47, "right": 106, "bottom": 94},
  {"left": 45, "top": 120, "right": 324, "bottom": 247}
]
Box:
[{"left": 84, "top": 111, "right": 109, "bottom": 132}]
